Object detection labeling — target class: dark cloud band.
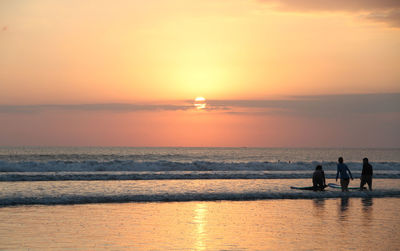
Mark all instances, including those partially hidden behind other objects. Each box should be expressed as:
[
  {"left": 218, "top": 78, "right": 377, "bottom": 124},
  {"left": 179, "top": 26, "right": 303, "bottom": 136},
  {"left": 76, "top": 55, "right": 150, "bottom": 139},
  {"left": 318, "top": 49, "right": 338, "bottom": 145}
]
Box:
[
  {"left": 207, "top": 93, "right": 400, "bottom": 117},
  {"left": 1, "top": 93, "right": 399, "bottom": 118},
  {"left": 0, "top": 103, "right": 192, "bottom": 114},
  {"left": 260, "top": 0, "right": 400, "bottom": 27}
]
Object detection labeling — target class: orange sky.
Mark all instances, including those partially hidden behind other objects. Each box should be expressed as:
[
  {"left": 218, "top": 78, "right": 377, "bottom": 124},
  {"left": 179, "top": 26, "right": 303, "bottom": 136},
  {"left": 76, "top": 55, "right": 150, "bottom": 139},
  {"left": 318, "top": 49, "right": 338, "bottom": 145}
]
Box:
[{"left": 0, "top": 0, "right": 399, "bottom": 147}]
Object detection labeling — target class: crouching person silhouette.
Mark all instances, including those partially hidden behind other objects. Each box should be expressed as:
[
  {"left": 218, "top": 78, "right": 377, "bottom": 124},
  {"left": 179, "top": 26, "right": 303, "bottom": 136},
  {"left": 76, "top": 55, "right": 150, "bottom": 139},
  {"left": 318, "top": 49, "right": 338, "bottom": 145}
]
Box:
[{"left": 313, "top": 165, "right": 326, "bottom": 191}]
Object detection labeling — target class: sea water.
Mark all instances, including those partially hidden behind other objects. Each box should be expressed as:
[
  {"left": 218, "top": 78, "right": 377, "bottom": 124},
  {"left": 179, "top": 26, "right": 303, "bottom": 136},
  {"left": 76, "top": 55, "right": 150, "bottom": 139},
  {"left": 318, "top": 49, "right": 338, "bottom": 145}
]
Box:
[
  {"left": 0, "top": 147, "right": 399, "bottom": 250},
  {"left": 0, "top": 199, "right": 399, "bottom": 250},
  {"left": 0, "top": 147, "right": 399, "bottom": 205}
]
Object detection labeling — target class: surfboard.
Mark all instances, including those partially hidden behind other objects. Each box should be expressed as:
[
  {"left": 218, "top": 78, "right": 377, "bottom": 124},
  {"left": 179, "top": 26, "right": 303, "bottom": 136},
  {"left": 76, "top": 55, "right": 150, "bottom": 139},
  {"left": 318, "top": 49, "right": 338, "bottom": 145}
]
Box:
[
  {"left": 290, "top": 186, "right": 315, "bottom": 190},
  {"left": 327, "top": 183, "right": 360, "bottom": 190}
]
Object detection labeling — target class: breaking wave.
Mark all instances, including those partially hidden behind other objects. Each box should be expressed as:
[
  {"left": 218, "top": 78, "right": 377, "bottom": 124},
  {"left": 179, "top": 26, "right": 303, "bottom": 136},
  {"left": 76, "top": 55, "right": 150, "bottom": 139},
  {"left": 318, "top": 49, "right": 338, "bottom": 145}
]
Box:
[
  {"left": 1, "top": 190, "right": 399, "bottom": 206},
  {"left": 0, "top": 160, "right": 399, "bottom": 181}
]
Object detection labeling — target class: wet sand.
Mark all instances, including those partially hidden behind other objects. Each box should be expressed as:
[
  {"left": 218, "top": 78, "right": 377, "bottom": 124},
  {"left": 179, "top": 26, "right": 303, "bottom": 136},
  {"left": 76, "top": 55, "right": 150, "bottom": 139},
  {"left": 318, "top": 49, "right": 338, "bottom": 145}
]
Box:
[{"left": 0, "top": 198, "right": 399, "bottom": 250}]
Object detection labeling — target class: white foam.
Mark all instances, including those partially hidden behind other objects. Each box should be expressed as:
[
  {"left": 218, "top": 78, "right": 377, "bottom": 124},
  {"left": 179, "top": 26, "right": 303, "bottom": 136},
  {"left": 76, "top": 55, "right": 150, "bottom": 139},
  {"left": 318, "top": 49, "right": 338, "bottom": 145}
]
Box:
[
  {"left": 1, "top": 190, "right": 399, "bottom": 206},
  {"left": 0, "top": 170, "right": 399, "bottom": 181},
  {"left": 0, "top": 160, "right": 399, "bottom": 181},
  {"left": 0, "top": 160, "right": 399, "bottom": 172}
]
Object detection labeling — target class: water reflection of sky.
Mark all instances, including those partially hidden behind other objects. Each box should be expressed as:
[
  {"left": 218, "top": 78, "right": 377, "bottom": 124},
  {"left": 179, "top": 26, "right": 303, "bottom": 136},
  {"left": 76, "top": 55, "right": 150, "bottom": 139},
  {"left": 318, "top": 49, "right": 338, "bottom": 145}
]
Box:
[{"left": 0, "top": 198, "right": 398, "bottom": 250}]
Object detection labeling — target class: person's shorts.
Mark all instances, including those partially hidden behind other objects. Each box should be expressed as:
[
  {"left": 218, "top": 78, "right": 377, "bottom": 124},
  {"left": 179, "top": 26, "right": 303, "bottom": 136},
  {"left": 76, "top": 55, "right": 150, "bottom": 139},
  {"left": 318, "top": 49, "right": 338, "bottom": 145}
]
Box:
[
  {"left": 360, "top": 175, "right": 372, "bottom": 187},
  {"left": 340, "top": 178, "right": 350, "bottom": 188}
]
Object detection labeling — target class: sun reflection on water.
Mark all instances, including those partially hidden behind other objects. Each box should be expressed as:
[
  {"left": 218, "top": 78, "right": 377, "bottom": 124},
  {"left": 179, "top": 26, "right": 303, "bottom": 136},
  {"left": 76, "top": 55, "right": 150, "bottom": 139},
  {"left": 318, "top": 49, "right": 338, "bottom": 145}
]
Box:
[{"left": 193, "top": 203, "right": 208, "bottom": 250}]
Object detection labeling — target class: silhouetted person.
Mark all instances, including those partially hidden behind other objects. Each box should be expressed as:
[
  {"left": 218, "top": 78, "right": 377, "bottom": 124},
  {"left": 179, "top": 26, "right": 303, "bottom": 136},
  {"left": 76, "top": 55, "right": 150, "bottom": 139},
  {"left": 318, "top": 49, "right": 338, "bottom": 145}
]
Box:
[
  {"left": 336, "top": 157, "right": 353, "bottom": 191},
  {"left": 313, "top": 165, "right": 326, "bottom": 191},
  {"left": 360, "top": 157, "right": 373, "bottom": 191}
]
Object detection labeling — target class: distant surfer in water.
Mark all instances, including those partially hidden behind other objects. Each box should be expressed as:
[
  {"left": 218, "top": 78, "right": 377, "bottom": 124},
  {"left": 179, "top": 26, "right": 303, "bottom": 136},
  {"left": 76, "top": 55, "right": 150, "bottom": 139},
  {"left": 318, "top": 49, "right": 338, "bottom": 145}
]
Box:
[
  {"left": 313, "top": 165, "right": 326, "bottom": 191},
  {"left": 360, "top": 157, "right": 373, "bottom": 191},
  {"left": 336, "top": 157, "right": 353, "bottom": 191}
]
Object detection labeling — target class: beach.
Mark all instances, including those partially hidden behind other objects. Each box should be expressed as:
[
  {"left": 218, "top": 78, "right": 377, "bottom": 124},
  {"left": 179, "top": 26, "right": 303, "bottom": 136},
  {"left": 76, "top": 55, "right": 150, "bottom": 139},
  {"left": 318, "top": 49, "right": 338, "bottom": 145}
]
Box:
[
  {"left": 1, "top": 198, "right": 399, "bottom": 250},
  {"left": 1, "top": 147, "right": 400, "bottom": 250}
]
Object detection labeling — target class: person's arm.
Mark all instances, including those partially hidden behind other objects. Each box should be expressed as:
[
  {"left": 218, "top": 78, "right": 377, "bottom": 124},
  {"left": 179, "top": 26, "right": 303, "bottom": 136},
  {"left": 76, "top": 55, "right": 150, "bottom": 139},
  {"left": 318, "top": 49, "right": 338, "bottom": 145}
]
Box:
[
  {"left": 312, "top": 173, "right": 316, "bottom": 187},
  {"left": 336, "top": 165, "right": 339, "bottom": 181},
  {"left": 322, "top": 171, "right": 326, "bottom": 186}
]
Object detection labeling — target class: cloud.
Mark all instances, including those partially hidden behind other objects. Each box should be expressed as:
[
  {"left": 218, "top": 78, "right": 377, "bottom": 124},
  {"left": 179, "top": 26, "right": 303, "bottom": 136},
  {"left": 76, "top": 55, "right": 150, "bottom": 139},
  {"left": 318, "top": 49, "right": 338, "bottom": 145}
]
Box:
[
  {"left": 365, "top": 9, "right": 400, "bottom": 28},
  {"left": 261, "top": 0, "right": 400, "bottom": 12},
  {"left": 207, "top": 93, "right": 400, "bottom": 117},
  {"left": 260, "top": 0, "right": 400, "bottom": 27},
  {"left": 0, "top": 103, "right": 193, "bottom": 114},
  {"left": 1, "top": 93, "right": 399, "bottom": 118}
]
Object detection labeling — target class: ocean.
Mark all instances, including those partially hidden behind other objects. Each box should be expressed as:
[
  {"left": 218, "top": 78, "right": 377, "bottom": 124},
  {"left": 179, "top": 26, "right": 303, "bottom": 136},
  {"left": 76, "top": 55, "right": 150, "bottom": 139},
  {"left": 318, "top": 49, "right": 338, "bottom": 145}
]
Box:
[
  {"left": 0, "top": 147, "right": 399, "bottom": 205},
  {"left": 1, "top": 147, "right": 399, "bottom": 250}
]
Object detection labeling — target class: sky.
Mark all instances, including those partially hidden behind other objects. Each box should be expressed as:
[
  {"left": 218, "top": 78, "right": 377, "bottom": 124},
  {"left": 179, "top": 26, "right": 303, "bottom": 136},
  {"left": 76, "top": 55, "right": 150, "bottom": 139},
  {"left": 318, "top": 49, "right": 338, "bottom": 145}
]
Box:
[{"left": 0, "top": 0, "right": 399, "bottom": 147}]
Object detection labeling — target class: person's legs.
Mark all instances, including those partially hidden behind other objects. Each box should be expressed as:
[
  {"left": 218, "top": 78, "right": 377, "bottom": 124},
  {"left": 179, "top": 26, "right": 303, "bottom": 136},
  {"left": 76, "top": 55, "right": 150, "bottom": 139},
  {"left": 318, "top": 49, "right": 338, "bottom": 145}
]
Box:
[
  {"left": 360, "top": 176, "right": 367, "bottom": 190},
  {"left": 344, "top": 179, "right": 349, "bottom": 191},
  {"left": 341, "top": 178, "right": 349, "bottom": 191},
  {"left": 315, "top": 182, "right": 324, "bottom": 191},
  {"left": 366, "top": 176, "right": 373, "bottom": 191}
]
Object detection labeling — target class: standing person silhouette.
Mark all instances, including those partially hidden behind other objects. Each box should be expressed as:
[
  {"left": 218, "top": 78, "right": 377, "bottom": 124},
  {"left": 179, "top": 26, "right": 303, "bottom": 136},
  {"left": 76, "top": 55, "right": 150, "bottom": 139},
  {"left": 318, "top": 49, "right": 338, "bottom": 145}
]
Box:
[
  {"left": 360, "top": 158, "right": 373, "bottom": 191},
  {"left": 336, "top": 157, "right": 353, "bottom": 191}
]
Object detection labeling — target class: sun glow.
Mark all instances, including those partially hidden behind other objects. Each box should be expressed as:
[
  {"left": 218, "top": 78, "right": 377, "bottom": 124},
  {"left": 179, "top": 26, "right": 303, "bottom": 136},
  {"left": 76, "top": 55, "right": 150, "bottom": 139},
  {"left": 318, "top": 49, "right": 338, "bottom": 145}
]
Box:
[{"left": 194, "top": 97, "right": 206, "bottom": 110}]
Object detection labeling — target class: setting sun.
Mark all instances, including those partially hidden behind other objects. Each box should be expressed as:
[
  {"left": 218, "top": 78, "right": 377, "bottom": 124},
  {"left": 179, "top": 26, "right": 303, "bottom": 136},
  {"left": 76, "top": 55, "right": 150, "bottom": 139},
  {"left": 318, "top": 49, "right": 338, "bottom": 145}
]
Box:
[{"left": 194, "top": 97, "right": 206, "bottom": 110}]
